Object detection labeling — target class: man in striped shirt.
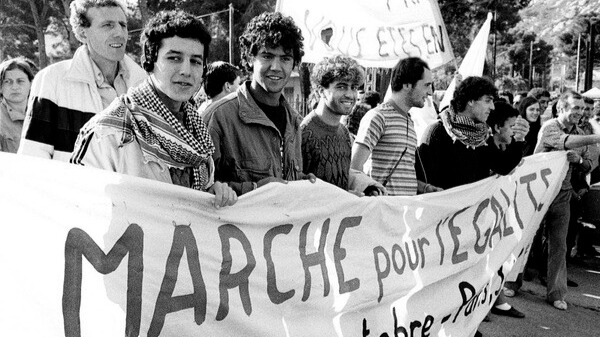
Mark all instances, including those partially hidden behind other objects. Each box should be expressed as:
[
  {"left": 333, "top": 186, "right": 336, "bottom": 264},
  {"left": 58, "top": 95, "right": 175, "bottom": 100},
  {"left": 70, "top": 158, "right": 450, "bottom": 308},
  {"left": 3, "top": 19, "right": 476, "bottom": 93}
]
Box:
[{"left": 350, "top": 57, "right": 439, "bottom": 196}]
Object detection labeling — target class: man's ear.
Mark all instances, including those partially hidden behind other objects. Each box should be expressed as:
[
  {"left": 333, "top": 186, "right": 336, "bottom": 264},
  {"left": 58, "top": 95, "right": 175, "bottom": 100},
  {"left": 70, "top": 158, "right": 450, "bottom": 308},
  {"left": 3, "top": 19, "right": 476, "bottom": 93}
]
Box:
[
  {"left": 494, "top": 124, "right": 501, "bottom": 133},
  {"left": 75, "top": 26, "right": 87, "bottom": 44}
]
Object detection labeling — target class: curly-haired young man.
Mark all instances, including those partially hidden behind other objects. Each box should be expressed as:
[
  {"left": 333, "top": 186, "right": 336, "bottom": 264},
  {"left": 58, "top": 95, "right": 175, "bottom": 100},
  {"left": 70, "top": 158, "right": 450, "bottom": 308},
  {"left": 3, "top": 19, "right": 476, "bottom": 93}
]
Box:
[
  {"left": 417, "top": 76, "right": 529, "bottom": 190},
  {"left": 19, "top": 0, "right": 146, "bottom": 161},
  {"left": 203, "top": 12, "right": 314, "bottom": 195},
  {"left": 300, "top": 55, "right": 383, "bottom": 195},
  {"left": 70, "top": 10, "right": 236, "bottom": 209}
]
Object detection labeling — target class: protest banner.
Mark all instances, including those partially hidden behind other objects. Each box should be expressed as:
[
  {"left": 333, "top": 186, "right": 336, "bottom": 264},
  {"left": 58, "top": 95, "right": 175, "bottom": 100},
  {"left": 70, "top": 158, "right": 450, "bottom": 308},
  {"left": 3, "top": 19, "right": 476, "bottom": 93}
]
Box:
[
  {"left": 275, "top": 0, "right": 454, "bottom": 69},
  {"left": 0, "top": 151, "right": 567, "bottom": 337}
]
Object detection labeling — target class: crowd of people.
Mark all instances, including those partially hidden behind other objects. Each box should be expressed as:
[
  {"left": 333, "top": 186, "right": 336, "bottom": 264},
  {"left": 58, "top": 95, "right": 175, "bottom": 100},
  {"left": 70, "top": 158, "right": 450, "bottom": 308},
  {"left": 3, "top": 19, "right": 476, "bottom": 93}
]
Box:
[{"left": 1, "top": 0, "right": 600, "bottom": 336}]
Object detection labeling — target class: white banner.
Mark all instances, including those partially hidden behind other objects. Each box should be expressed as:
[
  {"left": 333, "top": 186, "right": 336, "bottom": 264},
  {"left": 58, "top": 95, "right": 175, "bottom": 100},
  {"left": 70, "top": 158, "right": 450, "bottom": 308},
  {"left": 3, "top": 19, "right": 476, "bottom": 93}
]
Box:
[
  {"left": 276, "top": 0, "right": 454, "bottom": 68},
  {"left": 439, "top": 12, "right": 493, "bottom": 111},
  {"left": 0, "top": 152, "right": 567, "bottom": 337}
]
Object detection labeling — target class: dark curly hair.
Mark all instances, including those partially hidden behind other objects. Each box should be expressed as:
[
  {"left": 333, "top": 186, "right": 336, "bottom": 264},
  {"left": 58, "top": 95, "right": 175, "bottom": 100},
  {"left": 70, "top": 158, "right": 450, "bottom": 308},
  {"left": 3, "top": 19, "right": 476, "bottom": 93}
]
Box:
[
  {"left": 239, "top": 12, "right": 304, "bottom": 71},
  {"left": 390, "top": 57, "right": 429, "bottom": 92},
  {"left": 140, "top": 10, "right": 211, "bottom": 73},
  {"left": 310, "top": 55, "right": 364, "bottom": 89},
  {"left": 451, "top": 76, "right": 497, "bottom": 112}
]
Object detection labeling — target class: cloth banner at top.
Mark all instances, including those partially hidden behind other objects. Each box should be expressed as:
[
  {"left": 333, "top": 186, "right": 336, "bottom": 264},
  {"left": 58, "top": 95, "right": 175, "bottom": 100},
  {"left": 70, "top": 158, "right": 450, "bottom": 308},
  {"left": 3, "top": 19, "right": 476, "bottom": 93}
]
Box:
[
  {"left": 276, "top": 0, "right": 454, "bottom": 68},
  {"left": 0, "top": 152, "right": 567, "bottom": 336}
]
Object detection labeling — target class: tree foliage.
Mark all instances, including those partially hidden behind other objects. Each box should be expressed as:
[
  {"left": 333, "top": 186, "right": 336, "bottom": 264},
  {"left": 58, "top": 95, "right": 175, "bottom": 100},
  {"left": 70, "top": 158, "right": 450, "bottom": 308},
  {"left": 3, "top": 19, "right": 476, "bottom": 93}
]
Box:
[
  {"left": 438, "top": 0, "right": 530, "bottom": 58},
  {"left": 138, "top": 0, "right": 276, "bottom": 69}
]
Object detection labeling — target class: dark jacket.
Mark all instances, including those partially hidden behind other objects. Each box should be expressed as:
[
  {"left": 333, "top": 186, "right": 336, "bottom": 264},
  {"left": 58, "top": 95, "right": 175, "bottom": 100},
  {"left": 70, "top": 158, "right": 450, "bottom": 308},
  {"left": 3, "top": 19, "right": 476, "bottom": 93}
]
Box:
[
  {"left": 417, "top": 120, "right": 525, "bottom": 189},
  {"left": 204, "top": 82, "right": 304, "bottom": 195}
]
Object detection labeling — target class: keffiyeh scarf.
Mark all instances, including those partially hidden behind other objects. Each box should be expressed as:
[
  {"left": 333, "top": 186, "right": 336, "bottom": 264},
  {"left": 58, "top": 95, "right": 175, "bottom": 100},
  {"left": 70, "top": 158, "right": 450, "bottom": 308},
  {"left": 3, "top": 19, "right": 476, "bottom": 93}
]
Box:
[
  {"left": 97, "top": 79, "right": 214, "bottom": 190},
  {"left": 440, "top": 107, "right": 491, "bottom": 149}
]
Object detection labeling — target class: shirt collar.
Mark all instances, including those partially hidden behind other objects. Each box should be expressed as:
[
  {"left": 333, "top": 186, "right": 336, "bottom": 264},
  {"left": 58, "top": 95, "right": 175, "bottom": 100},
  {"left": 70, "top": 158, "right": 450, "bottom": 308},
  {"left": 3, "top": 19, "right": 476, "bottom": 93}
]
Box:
[
  {"left": 88, "top": 50, "right": 130, "bottom": 87},
  {"left": 1, "top": 98, "right": 26, "bottom": 121}
]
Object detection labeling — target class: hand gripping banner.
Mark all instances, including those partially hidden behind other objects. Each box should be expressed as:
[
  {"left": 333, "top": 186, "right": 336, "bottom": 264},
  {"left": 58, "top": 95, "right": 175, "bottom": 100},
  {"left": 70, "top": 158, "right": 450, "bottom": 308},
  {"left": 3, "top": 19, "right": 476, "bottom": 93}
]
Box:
[{"left": 0, "top": 152, "right": 567, "bottom": 337}]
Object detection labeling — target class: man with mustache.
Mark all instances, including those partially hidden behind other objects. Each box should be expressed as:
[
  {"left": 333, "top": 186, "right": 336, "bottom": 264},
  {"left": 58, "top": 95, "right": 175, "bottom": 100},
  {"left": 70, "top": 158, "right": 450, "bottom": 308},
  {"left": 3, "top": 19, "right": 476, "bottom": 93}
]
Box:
[{"left": 19, "top": 0, "right": 146, "bottom": 161}]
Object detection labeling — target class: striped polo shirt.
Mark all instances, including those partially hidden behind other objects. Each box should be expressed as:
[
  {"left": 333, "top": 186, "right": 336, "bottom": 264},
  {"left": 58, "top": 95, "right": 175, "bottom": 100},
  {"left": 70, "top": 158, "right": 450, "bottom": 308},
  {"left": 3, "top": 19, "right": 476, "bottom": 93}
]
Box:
[{"left": 354, "top": 101, "right": 417, "bottom": 196}]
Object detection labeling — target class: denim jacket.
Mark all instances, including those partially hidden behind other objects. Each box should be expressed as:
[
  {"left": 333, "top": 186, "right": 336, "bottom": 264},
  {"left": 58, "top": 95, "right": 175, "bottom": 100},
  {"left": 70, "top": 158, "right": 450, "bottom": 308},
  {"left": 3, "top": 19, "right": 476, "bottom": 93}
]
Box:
[{"left": 204, "top": 82, "right": 304, "bottom": 195}]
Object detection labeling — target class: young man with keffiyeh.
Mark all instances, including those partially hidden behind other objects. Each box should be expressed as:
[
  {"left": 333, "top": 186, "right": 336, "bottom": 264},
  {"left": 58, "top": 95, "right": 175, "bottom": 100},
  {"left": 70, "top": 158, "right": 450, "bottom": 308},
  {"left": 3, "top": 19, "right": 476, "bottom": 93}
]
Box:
[
  {"left": 416, "top": 77, "right": 529, "bottom": 331},
  {"left": 70, "top": 10, "right": 237, "bottom": 209},
  {"left": 417, "top": 76, "right": 529, "bottom": 190}
]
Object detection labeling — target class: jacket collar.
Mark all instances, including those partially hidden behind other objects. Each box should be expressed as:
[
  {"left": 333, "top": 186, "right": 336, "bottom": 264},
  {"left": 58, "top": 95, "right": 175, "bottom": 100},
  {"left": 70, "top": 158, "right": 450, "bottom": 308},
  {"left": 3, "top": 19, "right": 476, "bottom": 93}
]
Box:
[
  {"left": 65, "top": 45, "right": 132, "bottom": 85},
  {"left": 236, "top": 81, "right": 292, "bottom": 128}
]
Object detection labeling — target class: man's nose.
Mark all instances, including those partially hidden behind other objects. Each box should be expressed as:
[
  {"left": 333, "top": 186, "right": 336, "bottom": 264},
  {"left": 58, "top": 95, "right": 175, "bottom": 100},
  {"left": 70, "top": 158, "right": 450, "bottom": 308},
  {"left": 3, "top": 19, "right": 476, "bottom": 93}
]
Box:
[
  {"left": 270, "top": 57, "right": 282, "bottom": 71},
  {"left": 179, "top": 59, "right": 192, "bottom": 76}
]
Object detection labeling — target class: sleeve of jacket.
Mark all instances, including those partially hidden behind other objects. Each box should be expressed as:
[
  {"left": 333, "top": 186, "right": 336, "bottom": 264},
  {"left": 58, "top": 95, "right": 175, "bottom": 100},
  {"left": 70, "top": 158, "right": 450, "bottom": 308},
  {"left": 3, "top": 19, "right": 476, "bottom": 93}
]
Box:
[
  {"left": 18, "top": 72, "right": 56, "bottom": 159},
  {"left": 416, "top": 122, "right": 445, "bottom": 187},
  {"left": 490, "top": 141, "right": 525, "bottom": 175},
  {"left": 208, "top": 115, "right": 254, "bottom": 195}
]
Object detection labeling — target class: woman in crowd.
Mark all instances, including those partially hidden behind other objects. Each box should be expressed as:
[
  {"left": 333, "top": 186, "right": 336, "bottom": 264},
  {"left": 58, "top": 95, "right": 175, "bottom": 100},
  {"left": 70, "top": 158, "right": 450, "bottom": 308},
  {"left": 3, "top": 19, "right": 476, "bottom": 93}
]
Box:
[
  {"left": 0, "top": 57, "right": 36, "bottom": 153},
  {"left": 517, "top": 96, "right": 541, "bottom": 157}
]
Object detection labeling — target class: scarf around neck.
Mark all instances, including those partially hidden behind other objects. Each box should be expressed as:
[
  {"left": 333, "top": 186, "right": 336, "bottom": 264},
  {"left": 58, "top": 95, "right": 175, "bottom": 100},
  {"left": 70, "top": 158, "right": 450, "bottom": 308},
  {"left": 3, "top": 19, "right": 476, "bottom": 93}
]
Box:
[
  {"left": 98, "top": 79, "right": 215, "bottom": 190},
  {"left": 440, "top": 107, "right": 491, "bottom": 149}
]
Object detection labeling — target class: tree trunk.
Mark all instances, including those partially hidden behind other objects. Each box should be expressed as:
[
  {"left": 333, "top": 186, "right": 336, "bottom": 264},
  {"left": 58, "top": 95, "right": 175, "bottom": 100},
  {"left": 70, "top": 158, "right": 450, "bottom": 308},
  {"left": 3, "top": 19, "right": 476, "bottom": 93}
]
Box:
[
  {"left": 28, "top": 0, "right": 48, "bottom": 69},
  {"left": 60, "top": 0, "right": 79, "bottom": 54},
  {"left": 139, "top": 0, "right": 150, "bottom": 25}
]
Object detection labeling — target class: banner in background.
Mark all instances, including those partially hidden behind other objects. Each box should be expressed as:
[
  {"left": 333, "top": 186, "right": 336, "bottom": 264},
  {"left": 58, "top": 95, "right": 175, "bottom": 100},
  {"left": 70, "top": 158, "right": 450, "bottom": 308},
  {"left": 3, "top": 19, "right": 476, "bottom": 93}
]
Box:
[
  {"left": 276, "top": 0, "right": 454, "bottom": 68},
  {"left": 0, "top": 152, "right": 567, "bottom": 337}
]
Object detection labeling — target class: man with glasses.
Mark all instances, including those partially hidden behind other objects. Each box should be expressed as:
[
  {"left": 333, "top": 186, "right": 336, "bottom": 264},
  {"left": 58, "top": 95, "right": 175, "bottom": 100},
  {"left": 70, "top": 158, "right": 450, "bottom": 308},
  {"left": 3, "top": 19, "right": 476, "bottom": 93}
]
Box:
[{"left": 534, "top": 90, "right": 600, "bottom": 311}]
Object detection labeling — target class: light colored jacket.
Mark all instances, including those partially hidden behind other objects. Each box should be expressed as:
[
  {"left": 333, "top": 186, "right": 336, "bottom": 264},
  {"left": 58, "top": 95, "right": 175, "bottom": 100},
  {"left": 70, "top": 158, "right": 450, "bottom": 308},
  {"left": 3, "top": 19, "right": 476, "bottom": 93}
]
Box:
[{"left": 18, "top": 45, "right": 146, "bottom": 161}]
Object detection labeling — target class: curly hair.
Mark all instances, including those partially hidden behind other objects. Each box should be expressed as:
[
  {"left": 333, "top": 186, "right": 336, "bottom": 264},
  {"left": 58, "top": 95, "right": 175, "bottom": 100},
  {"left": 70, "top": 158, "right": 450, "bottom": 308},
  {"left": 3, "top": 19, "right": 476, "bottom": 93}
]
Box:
[
  {"left": 140, "top": 10, "right": 211, "bottom": 73},
  {"left": 204, "top": 61, "right": 242, "bottom": 99},
  {"left": 451, "top": 76, "right": 497, "bottom": 112},
  {"left": 390, "top": 57, "right": 429, "bottom": 92},
  {"left": 69, "top": 0, "right": 127, "bottom": 41},
  {"left": 310, "top": 55, "right": 364, "bottom": 89},
  {"left": 239, "top": 12, "right": 304, "bottom": 71}
]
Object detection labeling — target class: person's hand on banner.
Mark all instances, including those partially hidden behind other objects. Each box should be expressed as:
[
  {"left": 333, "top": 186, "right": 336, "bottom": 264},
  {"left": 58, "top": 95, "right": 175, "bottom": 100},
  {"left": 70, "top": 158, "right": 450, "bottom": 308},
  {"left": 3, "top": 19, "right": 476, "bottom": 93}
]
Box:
[
  {"left": 301, "top": 172, "right": 317, "bottom": 183},
  {"left": 417, "top": 180, "right": 443, "bottom": 194},
  {"left": 566, "top": 150, "right": 582, "bottom": 164},
  {"left": 363, "top": 182, "right": 387, "bottom": 196},
  {"left": 512, "top": 116, "right": 530, "bottom": 142},
  {"left": 257, "top": 176, "right": 288, "bottom": 188},
  {"left": 208, "top": 182, "right": 238, "bottom": 209}
]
